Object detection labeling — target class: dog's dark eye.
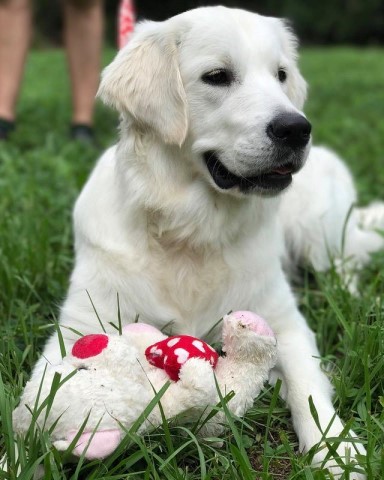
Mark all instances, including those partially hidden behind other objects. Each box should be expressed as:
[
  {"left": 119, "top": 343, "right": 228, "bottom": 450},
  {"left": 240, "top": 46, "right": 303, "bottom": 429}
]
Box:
[
  {"left": 201, "top": 68, "right": 233, "bottom": 87},
  {"left": 277, "top": 68, "right": 287, "bottom": 83}
]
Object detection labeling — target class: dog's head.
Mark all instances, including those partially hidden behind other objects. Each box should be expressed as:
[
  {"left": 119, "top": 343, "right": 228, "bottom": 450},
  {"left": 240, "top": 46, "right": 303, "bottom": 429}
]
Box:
[{"left": 98, "top": 7, "right": 311, "bottom": 197}]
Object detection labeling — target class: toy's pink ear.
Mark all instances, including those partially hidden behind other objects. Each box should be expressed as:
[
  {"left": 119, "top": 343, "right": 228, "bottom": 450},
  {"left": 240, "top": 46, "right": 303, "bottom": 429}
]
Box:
[
  {"left": 72, "top": 334, "right": 109, "bottom": 359},
  {"left": 67, "top": 429, "right": 121, "bottom": 460},
  {"left": 123, "top": 323, "right": 163, "bottom": 335},
  {"left": 231, "top": 311, "right": 275, "bottom": 337}
]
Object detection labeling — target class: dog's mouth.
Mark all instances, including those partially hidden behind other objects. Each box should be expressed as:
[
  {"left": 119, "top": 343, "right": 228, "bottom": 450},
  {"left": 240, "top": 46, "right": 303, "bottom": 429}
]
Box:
[{"left": 203, "top": 151, "right": 301, "bottom": 194}]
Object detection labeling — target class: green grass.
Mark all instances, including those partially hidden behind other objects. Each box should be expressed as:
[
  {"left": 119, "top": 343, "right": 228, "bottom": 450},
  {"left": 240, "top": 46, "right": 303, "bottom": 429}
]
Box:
[{"left": 0, "top": 47, "right": 383, "bottom": 479}]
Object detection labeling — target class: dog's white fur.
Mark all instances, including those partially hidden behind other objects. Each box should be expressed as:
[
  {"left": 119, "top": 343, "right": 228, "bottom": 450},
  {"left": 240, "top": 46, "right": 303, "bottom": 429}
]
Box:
[{"left": 29, "top": 6, "right": 384, "bottom": 477}]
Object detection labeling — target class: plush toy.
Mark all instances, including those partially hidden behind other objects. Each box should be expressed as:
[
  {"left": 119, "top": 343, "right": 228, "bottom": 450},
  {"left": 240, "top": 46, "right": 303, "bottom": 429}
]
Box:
[{"left": 13, "top": 311, "right": 277, "bottom": 460}]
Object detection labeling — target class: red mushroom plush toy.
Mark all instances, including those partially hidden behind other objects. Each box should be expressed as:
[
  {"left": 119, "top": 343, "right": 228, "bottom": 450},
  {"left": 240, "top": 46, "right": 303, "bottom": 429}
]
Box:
[
  {"left": 13, "top": 312, "right": 277, "bottom": 460},
  {"left": 146, "top": 335, "right": 218, "bottom": 380}
]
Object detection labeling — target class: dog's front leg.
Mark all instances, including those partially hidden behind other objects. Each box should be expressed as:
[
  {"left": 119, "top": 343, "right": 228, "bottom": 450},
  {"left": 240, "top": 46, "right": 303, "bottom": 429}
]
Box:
[{"left": 268, "top": 308, "right": 366, "bottom": 478}]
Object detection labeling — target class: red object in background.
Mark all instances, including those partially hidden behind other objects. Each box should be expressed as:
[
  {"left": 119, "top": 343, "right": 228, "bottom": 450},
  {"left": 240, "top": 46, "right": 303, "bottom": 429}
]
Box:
[
  {"left": 72, "top": 334, "right": 109, "bottom": 359},
  {"left": 145, "top": 335, "right": 219, "bottom": 381},
  {"left": 118, "top": 0, "right": 136, "bottom": 49}
]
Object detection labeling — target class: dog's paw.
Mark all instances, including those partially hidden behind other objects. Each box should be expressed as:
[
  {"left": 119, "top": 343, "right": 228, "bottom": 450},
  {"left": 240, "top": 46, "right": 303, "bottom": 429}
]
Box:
[
  {"left": 310, "top": 433, "right": 366, "bottom": 479},
  {"left": 297, "top": 414, "right": 366, "bottom": 479}
]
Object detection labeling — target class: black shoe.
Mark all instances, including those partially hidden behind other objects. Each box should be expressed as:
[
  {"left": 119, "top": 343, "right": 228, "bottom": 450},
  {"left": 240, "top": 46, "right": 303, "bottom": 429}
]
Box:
[
  {"left": 0, "top": 118, "right": 16, "bottom": 140},
  {"left": 70, "top": 124, "right": 96, "bottom": 146}
]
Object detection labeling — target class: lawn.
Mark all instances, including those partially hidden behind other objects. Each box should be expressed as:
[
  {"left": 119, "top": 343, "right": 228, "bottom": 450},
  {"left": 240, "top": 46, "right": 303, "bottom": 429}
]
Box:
[{"left": 0, "top": 47, "right": 383, "bottom": 479}]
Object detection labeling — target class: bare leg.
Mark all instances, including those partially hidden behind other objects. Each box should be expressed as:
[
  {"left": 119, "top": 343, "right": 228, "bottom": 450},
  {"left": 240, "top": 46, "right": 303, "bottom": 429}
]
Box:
[
  {"left": 63, "top": 0, "right": 104, "bottom": 126},
  {"left": 0, "top": 0, "right": 32, "bottom": 121}
]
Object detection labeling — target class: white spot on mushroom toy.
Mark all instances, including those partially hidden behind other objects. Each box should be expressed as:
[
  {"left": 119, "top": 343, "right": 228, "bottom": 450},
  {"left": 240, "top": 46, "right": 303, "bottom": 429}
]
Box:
[{"left": 13, "top": 312, "right": 277, "bottom": 460}]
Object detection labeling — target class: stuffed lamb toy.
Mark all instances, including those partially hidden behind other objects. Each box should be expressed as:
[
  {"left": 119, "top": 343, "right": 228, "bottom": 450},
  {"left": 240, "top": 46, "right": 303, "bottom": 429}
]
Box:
[{"left": 13, "top": 311, "right": 277, "bottom": 460}]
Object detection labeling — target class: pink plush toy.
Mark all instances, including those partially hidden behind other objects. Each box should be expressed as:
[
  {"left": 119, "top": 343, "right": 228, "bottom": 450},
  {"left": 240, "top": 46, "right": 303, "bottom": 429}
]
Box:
[{"left": 13, "top": 312, "right": 277, "bottom": 460}]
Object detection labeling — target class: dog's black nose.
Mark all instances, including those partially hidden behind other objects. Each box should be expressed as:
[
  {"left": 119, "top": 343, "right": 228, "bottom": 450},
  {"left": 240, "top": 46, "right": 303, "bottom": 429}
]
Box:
[{"left": 267, "top": 113, "right": 311, "bottom": 149}]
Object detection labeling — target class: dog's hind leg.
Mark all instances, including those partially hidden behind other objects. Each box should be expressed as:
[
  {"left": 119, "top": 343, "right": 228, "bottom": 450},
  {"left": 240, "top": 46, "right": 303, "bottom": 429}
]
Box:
[
  {"left": 355, "top": 201, "right": 384, "bottom": 231},
  {"left": 333, "top": 208, "right": 384, "bottom": 293}
]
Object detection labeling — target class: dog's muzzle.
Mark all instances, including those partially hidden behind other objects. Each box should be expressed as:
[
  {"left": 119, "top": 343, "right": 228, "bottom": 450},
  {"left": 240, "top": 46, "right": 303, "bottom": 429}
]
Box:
[{"left": 203, "top": 113, "right": 311, "bottom": 195}]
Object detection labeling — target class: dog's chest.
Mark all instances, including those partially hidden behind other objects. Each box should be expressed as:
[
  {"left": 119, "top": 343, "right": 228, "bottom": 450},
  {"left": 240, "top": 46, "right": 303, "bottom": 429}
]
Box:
[{"left": 148, "top": 237, "right": 230, "bottom": 319}]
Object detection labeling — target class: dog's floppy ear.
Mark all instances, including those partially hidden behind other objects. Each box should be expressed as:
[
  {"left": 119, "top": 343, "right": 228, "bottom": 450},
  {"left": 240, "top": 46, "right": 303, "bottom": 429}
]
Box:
[
  {"left": 98, "top": 22, "right": 188, "bottom": 146},
  {"left": 288, "top": 64, "right": 307, "bottom": 111},
  {"left": 276, "top": 19, "right": 307, "bottom": 110}
]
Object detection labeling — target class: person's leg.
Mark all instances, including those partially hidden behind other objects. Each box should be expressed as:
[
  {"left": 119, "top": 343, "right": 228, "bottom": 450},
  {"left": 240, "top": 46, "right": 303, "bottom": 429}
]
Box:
[
  {"left": 0, "top": 0, "right": 32, "bottom": 137},
  {"left": 63, "top": 0, "right": 104, "bottom": 130}
]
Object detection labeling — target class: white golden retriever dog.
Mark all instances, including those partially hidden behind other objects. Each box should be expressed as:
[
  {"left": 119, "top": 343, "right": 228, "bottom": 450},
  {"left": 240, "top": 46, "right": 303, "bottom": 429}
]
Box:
[{"left": 29, "top": 6, "right": 384, "bottom": 477}]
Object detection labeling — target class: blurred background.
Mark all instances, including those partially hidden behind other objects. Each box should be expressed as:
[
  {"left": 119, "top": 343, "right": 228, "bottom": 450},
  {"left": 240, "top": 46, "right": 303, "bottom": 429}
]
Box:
[
  {"left": 1, "top": 5, "right": 383, "bottom": 478},
  {"left": 36, "top": 0, "right": 384, "bottom": 46}
]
